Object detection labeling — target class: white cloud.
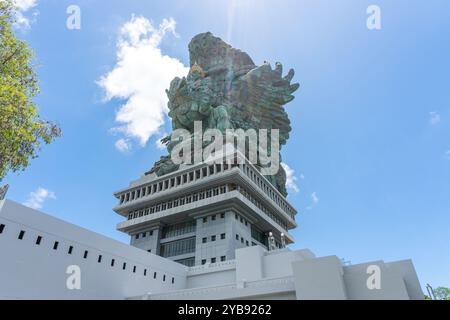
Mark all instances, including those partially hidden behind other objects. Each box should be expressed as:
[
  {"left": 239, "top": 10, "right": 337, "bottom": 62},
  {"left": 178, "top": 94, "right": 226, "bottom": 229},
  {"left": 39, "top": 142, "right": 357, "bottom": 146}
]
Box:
[
  {"left": 15, "top": 0, "right": 37, "bottom": 11},
  {"left": 8, "top": 0, "right": 39, "bottom": 29},
  {"left": 23, "top": 187, "right": 55, "bottom": 210},
  {"left": 115, "top": 138, "right": 132, "bottom": 153},
  {"left": 281, "top": 163, "right": 300, "bottom": 193},
  {"left": 98, "top": 16, "right": 189, "bottom": 151},
  {"left": 306, "top": 192, "right": 319, "bottom": 210},
  {"left": 311, "top": 192, "right": 319, "bottom": 205},
  {"left": 429, "top": 112, "right": 441, "bottom": 125}
]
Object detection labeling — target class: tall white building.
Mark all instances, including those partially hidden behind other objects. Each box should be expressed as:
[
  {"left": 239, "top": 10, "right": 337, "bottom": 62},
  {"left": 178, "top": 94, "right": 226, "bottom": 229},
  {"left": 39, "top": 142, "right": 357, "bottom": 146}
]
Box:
[{"left": 113, "top": 153, "right": 295, "bottom": 267}]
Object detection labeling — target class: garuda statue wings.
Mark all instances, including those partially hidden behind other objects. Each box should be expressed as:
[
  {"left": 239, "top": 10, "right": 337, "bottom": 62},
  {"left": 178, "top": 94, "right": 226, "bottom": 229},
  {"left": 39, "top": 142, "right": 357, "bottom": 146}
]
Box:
[{"left": 149, "top": 32, "right": 299, "bottom": 196}]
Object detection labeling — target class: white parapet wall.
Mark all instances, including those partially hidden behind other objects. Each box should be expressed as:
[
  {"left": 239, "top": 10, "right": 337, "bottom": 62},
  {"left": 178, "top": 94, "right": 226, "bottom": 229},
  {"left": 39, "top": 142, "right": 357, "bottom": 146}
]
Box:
[
  {"left": 144, "top": 246, "right": 423, "bottom": 300},
  {"left": 0, "top": 200, "right": 187, "bottom": 300},
  {"left": 0, "top": 199, "right": 423, "bottom": 300}
]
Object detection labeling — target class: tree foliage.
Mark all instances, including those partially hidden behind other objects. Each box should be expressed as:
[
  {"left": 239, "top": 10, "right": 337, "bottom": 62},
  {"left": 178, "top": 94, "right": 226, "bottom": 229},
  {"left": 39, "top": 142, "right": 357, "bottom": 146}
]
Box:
[
  {"left": 434, "top": 287, "right": 450, "bottom": 300},
  {"left": 0, "top": 0, "right": 61, "bottom": 180}
]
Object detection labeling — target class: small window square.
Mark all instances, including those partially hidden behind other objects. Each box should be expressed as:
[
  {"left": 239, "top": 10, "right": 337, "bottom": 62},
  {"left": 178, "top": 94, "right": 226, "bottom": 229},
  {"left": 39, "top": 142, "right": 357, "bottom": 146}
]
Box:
[{"left": 18, "top": 230, "right": 25, "bottom": 240}]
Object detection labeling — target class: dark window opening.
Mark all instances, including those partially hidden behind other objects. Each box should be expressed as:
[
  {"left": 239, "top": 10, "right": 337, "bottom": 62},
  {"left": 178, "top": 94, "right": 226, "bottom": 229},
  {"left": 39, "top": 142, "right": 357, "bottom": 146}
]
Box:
[
  {"left": 153, "top": 272, "right": 157, "bottom": 279},
  {"left": 18, "top": 230, "right": 25, "bottom": 240},
  {"left": 83, "top": 250, "right": 88, "bottom": 259},
  {"left": 36, "top": 236, "right": 42, "bottom": 245},
  {"left": 0, "top": 224, "right": 5, "bottom": 234},
  {"left": 111, "top": 259, "right": 115, "bottom": 267},
  {"left": 68, "top": 246, "right": 73, "bottom": 254},
  {"left": 133, "top": 266, "right": 136, "bottom": 273},
  {"left": 98, "top": 255, "right": 102, "bottom": 263},
  {"left": 123, "top": 262, "right": 127, "bottom": 270},
  {"left": 53, "top": 241, "right": 59, "bottom": 250}
]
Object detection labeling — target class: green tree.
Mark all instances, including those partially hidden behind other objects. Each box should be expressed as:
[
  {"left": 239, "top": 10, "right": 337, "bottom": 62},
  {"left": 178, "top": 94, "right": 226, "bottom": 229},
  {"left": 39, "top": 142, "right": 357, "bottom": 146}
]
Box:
[
  {"left": 434, "top": 287, "right": 450, "bottom": 300},
  {"left": 0, "top": 0, "right": 61, "bottom": 181}
]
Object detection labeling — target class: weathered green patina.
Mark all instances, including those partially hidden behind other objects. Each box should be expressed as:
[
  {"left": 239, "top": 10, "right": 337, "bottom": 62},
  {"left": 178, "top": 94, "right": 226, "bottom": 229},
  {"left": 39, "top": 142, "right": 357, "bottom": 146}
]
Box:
[{"left": 148, "top": 32, "right": 299, "bottom": 196}]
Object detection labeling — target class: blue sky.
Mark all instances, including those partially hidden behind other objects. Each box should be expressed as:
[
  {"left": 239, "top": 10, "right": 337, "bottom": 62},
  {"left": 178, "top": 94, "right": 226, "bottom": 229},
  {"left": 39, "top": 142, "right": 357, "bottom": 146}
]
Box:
[{"left": 3, "top": 0, "right": 450, "bottom": 290}]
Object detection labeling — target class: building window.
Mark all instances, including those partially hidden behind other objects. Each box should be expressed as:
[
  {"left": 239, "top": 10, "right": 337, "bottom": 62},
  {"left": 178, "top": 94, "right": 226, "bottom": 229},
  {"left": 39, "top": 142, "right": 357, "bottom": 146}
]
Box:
[
  {"left": 221, "top": 256, "right": 226, "bottom": 262},
  {"left": 172, "top": 277, "right": 175, "bottom": 284},
  {"left": 142, "top": 232, "right": 146, "bottom": 238},
  {"left": 245, "top": 221, "right": 248, "bottom": 226},
  {"left": 35, "top": 236, "right": 42, "bottom": 245},
  {"left": 0, "top": 224, "right": 5, "bottom": 234},
  {"left": 163, "top": 275, "right": 166, "bottom": 282},
  {"left": 98, "top": 255, "right": 102, "bottom": 263},
  {"left": 144, "top": 269, "right": 147, "bottom": 276},
  {"left": 236, "top": 234, "right": 239, "bottom": 240},
  {"left": 111, "top": 259, "right": 115, "bottom": 267},
  {"left": 123, "top": 262, "right": 127, "bottom": 270},
  {"left": 240, "top": 217, "right": 244, "bottom": 223},
  {"left": 53, "top": 241, "right": 59, "bottom": 250},
  {"left": 135, "top": 234, "right": 139, "bottom": 240},
  {"left": 133, "top": 266, "right": 136, "bottom": 273},
  {"left": 211, "top": 215, "right": 216, "bottom": 221},
  {"left": 201, "top": 259, "right": 206, "bottom": 265},
  {"left": 175, "top": 257, "right": 195, "bottom": 267},
  {"left": 235, "top": 214, "right": 238, "bottom": 220},
  {"left": 147, "top": 249, "right": 152, "bottom": 253},
  {"left": 221, "top": 213, "right": 225, "bottom": 219},
  {"left": 68, "top": 246, "right": 73, "bottom": 254},
  {"left": 221, "top": 233, "right": 226, "bottom": 240},
  {"left": 211, "top": 235, "right": 216, "bottom": 242},
  {"left": 161, "top": 221, "right": 196, "bottom": 239},
  {"left": 246, "top": 240, "right": 249, "bottom": 246},
  {"left": 202, "top": 237, "right": 207, "bottom": 243},
  {"left": 18, "top": 230, "right": 25, "bottom": 240},
  {"left": 241, "top": 237, "right": 244, "bottom": 244},
  {"left": 203, "top": 217, "right": 207, "bottom": 223},
  {"left": 211, "top": 258, "right": 216, "bottom": 263},
  {"left": 160, "top": 237, "right": 196, "bottom": 258},
  {"left": 154, "top": 272, "right": 157, "bottom": 279},
  {"left": 149, "top": 230, "right": 153, "bottom": 236},
  {"left": 83, "top": 250, "right": 88, "bottom": 259}
]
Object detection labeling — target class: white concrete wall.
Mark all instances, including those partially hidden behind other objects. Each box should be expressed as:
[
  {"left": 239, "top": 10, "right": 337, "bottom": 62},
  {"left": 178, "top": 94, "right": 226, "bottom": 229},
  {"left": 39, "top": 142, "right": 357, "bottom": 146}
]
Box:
[{"left": 0, "top": 200, "right": 187, "bottom": 300}]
